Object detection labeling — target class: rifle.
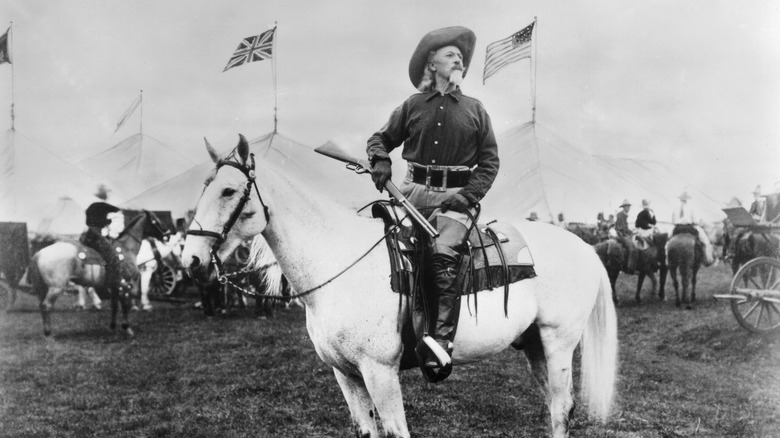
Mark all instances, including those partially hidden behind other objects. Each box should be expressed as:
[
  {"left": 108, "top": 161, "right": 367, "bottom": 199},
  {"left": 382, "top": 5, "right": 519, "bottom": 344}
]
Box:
[{"left": 314, "top": 142, "right": 439, "bottom": 238}]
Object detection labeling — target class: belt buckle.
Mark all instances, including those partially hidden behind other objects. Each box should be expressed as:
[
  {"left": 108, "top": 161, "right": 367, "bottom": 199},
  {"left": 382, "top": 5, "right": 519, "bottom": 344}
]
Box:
[{"left": 426, "top": 165, "right": 448, "bottom": 192}]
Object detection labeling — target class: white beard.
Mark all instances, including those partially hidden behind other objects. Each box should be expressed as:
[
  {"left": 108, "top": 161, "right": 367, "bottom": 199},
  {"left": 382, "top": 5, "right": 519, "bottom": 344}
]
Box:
[{"left": 448, "top": 69, "right": 463, "bottom": 87}]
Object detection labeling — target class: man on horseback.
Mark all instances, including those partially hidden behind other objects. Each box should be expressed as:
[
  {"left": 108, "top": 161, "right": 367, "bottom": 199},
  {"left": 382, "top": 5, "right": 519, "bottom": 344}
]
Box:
[
  {"left": 671, "top": 191, "right": 715, "bottom": 266},
  {"left": 80, "top": 202, "right": 126, "bottom": 296},
  {"left": 367, "top": 26, "right": 499, "bottom": 377},
  {"left": 615, "top": 199, "right": 636, "bottom": 274}
]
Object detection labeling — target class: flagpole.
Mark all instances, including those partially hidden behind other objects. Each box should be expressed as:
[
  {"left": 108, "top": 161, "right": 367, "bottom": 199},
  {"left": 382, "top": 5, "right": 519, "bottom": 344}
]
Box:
[
  {"left": 137, "top": 89, "right": 143, "bottom": 178},
  {"left": 272, "top": 22, "right": 278, "bottom": 134},
  {"left": 531, "top": 17, "right": 537, "bottom": 125},
  {"left": 9, "top": 21, "right": 14, "bottom": 131}
]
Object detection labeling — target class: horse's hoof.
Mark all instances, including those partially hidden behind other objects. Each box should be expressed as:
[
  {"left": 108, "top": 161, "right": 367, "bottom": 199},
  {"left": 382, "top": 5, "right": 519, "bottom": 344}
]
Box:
[
  {"left": 686, "top": 305, "right": 693, "bottom": 310},
  {"left": 43, "top": 329, "right": 52, "bottom": 337}
]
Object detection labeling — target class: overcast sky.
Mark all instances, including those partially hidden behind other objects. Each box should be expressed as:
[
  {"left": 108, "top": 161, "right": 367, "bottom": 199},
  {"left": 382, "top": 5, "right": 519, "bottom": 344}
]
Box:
[{"left": 1, "top": 0, "right": 778, "bottom": 206}]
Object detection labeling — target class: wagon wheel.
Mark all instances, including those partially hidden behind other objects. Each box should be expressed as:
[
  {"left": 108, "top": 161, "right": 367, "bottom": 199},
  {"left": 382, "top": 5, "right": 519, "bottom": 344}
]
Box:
[
  {"left": 148, "top": 263, "right": 177, "bottom": 296},
  {"left": 730, "top": 257, "right": 780, "bottom": 333},
  {"left": 0, "top": 279, "right": 15, "bottom": 312}
]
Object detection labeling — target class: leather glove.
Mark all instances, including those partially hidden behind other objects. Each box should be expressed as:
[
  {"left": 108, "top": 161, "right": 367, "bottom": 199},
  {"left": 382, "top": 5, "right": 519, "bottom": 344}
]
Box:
[
  {"left": 371, "top": 159, "right": 392, "bottom": 192},
  {"left": 440, "top": 193, "right": 472, "bottom": 213}
]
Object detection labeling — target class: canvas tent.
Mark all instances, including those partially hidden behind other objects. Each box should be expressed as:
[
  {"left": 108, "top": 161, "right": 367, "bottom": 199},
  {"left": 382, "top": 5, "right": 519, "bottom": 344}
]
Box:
[
  {"left": 77, "top": 133, "right": 196, "bottom": 203},
  {"left": 0, "top": 129, "right": 110, "bottom": 224},
  {"left": 121, "top": 131, "right": 388, "bottom": 219},
  {"left": 480, "top": 121, "right": 724, "bottom": 226}
]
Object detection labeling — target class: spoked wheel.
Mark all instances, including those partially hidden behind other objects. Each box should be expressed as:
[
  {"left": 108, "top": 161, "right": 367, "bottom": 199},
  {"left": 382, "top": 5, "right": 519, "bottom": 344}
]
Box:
[
  {"left": 0, "top": 279, "right": 14, "bottom": 312},
  {"left": 148, "top": 263, "right": 177, "bottom": 296},
  {"left": 730, "top": 257, "right": 780, "bottom": 333}
]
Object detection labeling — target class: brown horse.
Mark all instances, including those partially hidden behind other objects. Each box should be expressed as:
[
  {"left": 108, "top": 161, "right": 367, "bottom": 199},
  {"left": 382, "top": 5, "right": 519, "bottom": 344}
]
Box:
[
  {"left": 665, "top": 233, "right": 701, "bottom": 309},
  {"left": 731, "top": 230, "right": 780, "bottom": 274},
  {"left": 594, "top": 233, "right": 668, "bottom": 304},
  {"left": 27, "top": 211, "right": 168, "bottom": 336}
]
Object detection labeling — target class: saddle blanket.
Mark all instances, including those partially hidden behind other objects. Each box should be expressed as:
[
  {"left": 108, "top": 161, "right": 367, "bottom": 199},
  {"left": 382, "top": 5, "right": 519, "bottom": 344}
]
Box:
[{"left": 373, "top": 204, "right": 536, "bottom": 296}]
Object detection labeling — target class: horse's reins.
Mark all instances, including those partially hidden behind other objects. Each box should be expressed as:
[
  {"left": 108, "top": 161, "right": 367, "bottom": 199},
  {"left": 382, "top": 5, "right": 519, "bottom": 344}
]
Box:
[
  {"left": 188, "top": 152, "right": 270, "bottom": 279},
  {"left": 188, "top": 151, "right": 399, "bottom": 301}
]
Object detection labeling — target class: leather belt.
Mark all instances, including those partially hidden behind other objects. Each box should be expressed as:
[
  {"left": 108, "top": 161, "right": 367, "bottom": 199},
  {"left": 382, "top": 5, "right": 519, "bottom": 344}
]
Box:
[{"left": 407, "top": 163, "right": 471, "bottom": 192}]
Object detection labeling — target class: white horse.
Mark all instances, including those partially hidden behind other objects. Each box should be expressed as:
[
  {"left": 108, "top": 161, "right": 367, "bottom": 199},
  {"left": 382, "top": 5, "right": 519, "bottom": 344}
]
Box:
[{"left": 181, "top": 135, "right": 618, "bottom": 438}]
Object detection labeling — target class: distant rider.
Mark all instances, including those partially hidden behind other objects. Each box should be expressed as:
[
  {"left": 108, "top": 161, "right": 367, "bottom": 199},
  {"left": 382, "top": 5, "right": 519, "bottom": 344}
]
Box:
[{"left": 80, "top": 202, "right": 125, "bottom": 295}]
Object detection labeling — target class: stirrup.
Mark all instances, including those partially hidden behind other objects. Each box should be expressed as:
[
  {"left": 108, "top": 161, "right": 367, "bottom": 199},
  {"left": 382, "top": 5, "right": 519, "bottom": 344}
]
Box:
[{"left": 415, "top": 335, "right": 453, "bottom": 383}]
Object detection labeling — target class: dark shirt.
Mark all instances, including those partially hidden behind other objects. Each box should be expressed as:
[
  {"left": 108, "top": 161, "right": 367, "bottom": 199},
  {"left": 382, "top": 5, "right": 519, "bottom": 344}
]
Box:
[
  {"left": 635, "top": 208, "right": 657, "bottom": 230},
  {"left": 615, "top": 210, "right": 631, "bottom": 236},
  {"left": 367, "top": 88, "right": 499, "bottom": 204}
]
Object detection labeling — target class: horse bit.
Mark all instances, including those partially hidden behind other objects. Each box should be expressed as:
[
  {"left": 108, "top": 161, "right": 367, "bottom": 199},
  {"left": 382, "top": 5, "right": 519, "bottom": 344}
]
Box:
[
  {"left": 188, "top": 152, "right": 270, "bottom": 287},
  {"left": 188, "top": 151, "right": 401, "bottom": 301}
]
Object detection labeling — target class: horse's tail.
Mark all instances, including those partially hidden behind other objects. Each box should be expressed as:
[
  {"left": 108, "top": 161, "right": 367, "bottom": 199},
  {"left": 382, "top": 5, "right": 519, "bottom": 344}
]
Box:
[{"left": 580, "top": 265, "right": 618, "bottom": 422}]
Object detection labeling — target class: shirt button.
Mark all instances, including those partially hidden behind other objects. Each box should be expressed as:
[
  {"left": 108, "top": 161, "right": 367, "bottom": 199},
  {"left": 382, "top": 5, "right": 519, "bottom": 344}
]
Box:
[
  {"left": 431, "top": 160, "right": 436, "bottom": 164},
  {"left": 439, "top": 106, "right": 444, "bottom": 109},
  {"left": 437, "top": 122, "right": 441, "bottom": 126},
  {"left": 434, "top": 141, "right": 438, "bottom": 144}
]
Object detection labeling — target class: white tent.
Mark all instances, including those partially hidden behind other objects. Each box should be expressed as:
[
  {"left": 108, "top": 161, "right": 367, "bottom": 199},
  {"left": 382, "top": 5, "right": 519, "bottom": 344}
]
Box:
[
  {"left": 480, "top": 121, "right": 725, "bottom": 225},
  {"left": 121, "top": 131, "right": 387, "bottom": 219},
  {"left": 0, "top": 129, "right": 109, "bottom": 224},
  {"left": 34, "top": 196, "right": 88, "bottom": 237},
  {"left": 77, "top": 133, "right": 196, "bottom": 202}
]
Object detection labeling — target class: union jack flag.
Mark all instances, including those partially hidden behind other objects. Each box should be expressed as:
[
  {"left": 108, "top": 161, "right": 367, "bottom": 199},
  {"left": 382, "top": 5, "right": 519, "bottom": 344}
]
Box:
[{"left": 223, "top": 28, "right": 275, "bottom": 72}]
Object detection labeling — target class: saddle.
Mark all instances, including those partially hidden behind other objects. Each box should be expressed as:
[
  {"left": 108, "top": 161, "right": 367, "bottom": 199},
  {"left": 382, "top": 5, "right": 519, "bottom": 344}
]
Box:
[{"left": 371, "top": 203, "right": 537, "bottom": 371}]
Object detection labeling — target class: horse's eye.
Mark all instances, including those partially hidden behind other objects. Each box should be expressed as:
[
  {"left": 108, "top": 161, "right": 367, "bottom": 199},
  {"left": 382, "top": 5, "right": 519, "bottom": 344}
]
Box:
[{"left": 222, "top": 188, "right": 237, "bottom": 197}]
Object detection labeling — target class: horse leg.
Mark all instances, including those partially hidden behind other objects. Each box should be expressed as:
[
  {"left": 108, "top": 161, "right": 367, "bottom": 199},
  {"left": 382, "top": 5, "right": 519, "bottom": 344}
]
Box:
[
  {"left": 39, "top": 286, "right": 64, "bottom": 337},
  {"left": 691, "top": 266, "right": 699, "bottom": 305},
  {"left": 520, "top": 324, "right": 551, "bottom": 421},
  {"left": 670, "top": 267, "right": 680, "bottom": 307},
  {"left": 360, "top": 364, "right": 410, "bottom": 438},
  {"left": 681, "top": 266, "right": 691, "bottom": 309},
  {"left": 110, "top": 287, "right": 119, "bottom": 330},
  {"left": 542, "top": 339, "right": 577, "bottom": 438},
  {"left": 658, "top": 265, "right": 667, "bottom": 301},
  {"left": 609, "top": 267, "right": 619, "bottom": 305},
  {"left": 333, "top": 369, "right": 381, "bottom": 438},
  {"left": 647, "top": 273, "right": 657, "bottom": 300},
  {"left": 635, "top": 272, "right": 645, "bottom": 303},
  {"left": 120, "top": 289, "right": 134, "bottom": 336},
  {"left": 88, "top": 287, "right": 102, "bottom": 310}
]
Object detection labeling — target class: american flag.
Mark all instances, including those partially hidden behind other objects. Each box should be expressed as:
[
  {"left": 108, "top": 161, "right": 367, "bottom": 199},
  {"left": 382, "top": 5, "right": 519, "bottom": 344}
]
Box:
[
  {"left": 223, "top": 28, "right": 275, "bottom": 72},
  {"left": 483, "top": 22, "right": 535, "bottom": 83}
]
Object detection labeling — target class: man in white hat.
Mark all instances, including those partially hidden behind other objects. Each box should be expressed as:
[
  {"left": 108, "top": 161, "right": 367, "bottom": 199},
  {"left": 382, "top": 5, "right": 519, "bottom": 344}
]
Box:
[
  {"left": 615, "top": 199, "right": 636, "bottom": 273},
  {"left": 367, "top": 26, "right": 499, "bottom": 379},
  {"left": 748, "top": 185, "right": 765, "bottom": 222},
  {"left": 671, "top": 191, "right": 715, "bottom": 265}
]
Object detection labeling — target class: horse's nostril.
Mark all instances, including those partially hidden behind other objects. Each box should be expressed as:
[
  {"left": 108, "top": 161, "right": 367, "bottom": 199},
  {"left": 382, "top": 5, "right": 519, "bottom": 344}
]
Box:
[{"left": 191, "top": 256, "right": 201, "bottom": 269}]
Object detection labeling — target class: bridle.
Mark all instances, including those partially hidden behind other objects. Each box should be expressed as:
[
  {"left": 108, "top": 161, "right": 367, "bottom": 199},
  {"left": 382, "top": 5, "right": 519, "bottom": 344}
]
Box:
[{"left": 188, "top": 152, "right": 270, "bottom": 281}]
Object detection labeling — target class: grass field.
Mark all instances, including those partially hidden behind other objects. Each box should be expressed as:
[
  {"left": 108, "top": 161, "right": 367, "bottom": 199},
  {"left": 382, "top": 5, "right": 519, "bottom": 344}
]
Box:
[{"left": 1, "top": 262, "right": 779, "bottom": 437}]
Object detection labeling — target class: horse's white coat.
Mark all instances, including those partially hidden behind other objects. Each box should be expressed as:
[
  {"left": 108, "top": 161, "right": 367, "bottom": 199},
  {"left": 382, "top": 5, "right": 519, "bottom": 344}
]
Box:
[{"left": 182, "top": 139, "right": 618, "bottom": 438}]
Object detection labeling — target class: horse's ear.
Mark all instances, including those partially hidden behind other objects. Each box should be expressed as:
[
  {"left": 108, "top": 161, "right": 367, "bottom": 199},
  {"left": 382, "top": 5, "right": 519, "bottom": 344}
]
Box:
[
  {"left": 237, "top": 134, "right": 249, "bottom": 164},
  {"left": 204, "top": 137, "right": 220, "bottom": 163}
]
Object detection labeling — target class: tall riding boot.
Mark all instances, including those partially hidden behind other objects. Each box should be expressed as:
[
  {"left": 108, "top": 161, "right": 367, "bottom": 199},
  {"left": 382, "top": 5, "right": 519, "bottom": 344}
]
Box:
[{"left": 425, "top": 253, "right": 462, "bottom": 367}]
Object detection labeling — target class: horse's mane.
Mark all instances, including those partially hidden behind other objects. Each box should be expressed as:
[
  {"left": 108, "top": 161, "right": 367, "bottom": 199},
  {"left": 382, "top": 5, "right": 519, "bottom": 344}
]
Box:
[
  {"left": 115, "top": 211, "right": 146, "bottom": 240},
  {"left": 247, "top": 235, "right": 284, "bottom": 297}
]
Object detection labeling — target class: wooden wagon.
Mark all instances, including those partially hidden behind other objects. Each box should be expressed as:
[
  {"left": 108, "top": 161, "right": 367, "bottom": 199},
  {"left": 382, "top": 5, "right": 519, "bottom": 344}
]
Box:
[{"left": 715, "top": 191, "right": 780, "bottom": 332}]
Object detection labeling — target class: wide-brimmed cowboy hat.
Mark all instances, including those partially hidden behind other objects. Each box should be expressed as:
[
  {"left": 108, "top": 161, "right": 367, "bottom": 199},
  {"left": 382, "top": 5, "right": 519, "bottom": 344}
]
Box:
[
  {"left": 408, "top": 26, "right": 476, "bottom": 88},
  {"left": 619, "top": 199, "right": 631, "bottom": 208},
  {"left": 679, "top": 191, "right": 691, "bottom": 201},
  {"left": 526, "top": 211, "right": 539, "bottom": 221}
]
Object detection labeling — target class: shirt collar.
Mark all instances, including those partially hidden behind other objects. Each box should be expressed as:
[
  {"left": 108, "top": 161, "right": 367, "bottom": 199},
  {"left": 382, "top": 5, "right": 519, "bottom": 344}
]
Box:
[{"left": 425, "top": 87, "right": 462, "bottom": 102}]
